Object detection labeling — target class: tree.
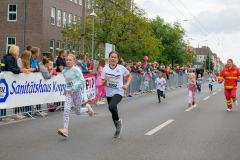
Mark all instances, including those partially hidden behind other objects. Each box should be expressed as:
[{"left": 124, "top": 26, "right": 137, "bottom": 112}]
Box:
[
  {"left": 185, "top": 48, "right": 197, "bottom": 67},
  {"left": 202, "top": 53, "right": 214, "bottom": 71}
]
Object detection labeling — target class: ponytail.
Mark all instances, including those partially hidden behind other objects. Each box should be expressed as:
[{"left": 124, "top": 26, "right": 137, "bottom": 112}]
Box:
[{"left": 118, "top": 58, "right": 124, "bottom": 65}]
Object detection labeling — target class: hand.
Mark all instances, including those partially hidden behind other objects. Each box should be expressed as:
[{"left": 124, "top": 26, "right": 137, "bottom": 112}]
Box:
[
  {"left": 53, "top": 67, "right": 57, "bottom": 71},
  {"left": 70, "top": 89, "right": 74, "bottom": 96},
  {"left": 105, "top": 74, "right": 109, "bottom": 81},
  {"left": 122, "top": 85, "right": 128, "bottom": 90},
  {"left": 161, "top": 85, "right": 164, "bottom": 87},
  {"left": 219, "top": 81, "right": 222, "bottom": 84},
  {"left": 64, "top": 91, "right": 67, "bottom": 96},
  {"left": 236, "top": 79, "right": 240, "bottom": 82}
]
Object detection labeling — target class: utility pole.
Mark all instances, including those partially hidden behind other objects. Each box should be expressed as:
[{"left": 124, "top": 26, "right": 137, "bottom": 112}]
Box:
[
  {"left": 209, "top": 52, "right": 210, "bottom": 71},
  {"left": 80, "top": 0, "right": 86, "bottom": 54}
]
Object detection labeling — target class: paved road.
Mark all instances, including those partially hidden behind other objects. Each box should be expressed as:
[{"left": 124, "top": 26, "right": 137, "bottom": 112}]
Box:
[{"left": 1, "top": 83, "right": 240, "bottom": 160}]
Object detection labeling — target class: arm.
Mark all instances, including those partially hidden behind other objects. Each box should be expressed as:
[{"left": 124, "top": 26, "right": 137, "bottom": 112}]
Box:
[
  {"left": 6, "top": 57, "right": 21, "bottom": 74},
  {"left": 101, "top": 68, "right": 107, "bottom": 86},
  {"left": 77, "top": 62, "right": 90, "bottom": 73},
  {"left": 72, "top": 68, "right": 85, "bottom": 91},
  {"left": 122, "top": 74, "right": 132, "bottom": 90},
  {"left": 218, "top": 70, "right": 225, "bottom": 82},
  {"left": 59, "top": 66, "right": 63, "bottom": 72}
]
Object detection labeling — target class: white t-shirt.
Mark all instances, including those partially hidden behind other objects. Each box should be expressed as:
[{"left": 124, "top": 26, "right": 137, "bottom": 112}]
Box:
[
  {"left": 208, "top": 77, "right": 215, "bottom": 85},
  {"left": 101, "top": 64, "right": 130, "bottom": 97},
  {"left": 155, "top": 77, "right": 166, "bottom": 91}
]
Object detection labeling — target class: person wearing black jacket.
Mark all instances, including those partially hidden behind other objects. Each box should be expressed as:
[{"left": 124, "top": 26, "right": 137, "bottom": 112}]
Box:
[
  {"left": 3, "top": 46, "right": 29, "bottom": 74},
  {"left": 131, "top": 62, "right": 138, "bottom": 73}
]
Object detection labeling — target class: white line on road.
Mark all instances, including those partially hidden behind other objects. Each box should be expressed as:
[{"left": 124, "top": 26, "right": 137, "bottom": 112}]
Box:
[
  {"left": 185, "top": 104, "right": 198, "bottom": 111},
  {"left": 213, "top": 92, "right": 217, "bottom": 95},
  {"left": 203, "top": 96, "right": 210, "bottom": 100},
  {"left": 218, "top": 89, "right": 222, "bottom": 91},
  {"left": 145, "top": 119, "right": 174, "bottom": 136}
]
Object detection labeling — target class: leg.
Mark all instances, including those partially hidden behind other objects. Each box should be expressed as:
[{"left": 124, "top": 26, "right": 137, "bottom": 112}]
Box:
[
  {"left": 230, "top": 89, "right": 237, "bottom": 102},
  {"left": 157, "top": 89, "right": 161, "bottom": 102},
  {"left": 192, "top": 92, "right": 196, "bottom": 102},
  {"left": 200, "top": 85, "right": 201, "bottom": 92},
  {"left": 189, "top": 90, "right": 192, "bottom": 104},
  {"left": 73, "top": 92, "right": 88, "bottom": 116},
  {"left": 211, "top": 85, "right": 213, "bottom": 92},
  {"left": 63, "top": 92, "right": 73, "bottom": 129},
  {"left": 97, "top": 86, "right": 103, "bottom": 101},
  {"left": 107, "top": 94, "right": 123, "bottom": 123},
  {"left": 100, "top": 86, "right": 106, "bottom": 101},
  {"left": 225, "top": 89, "right": 232, "bottom": 109}
]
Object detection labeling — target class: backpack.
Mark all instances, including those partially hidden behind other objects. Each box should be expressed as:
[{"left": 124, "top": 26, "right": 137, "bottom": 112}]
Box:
[{"left": 0, "top": 54, "right": 7, "bottom": 71}]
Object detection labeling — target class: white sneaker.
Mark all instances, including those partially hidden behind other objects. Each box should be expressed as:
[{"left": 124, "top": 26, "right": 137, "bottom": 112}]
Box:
[
  {"left": 99, "top": 101, "right": 106, "bottom": 104},
  {"left": 85, "top": 104, "right": 94, "bottom": 117},
  {"left": 95, "top": 101, "right": 100, "bottom": 105},
  {"left": 234, "top": 101, "right": 238, "bottom": 107},
  {"left": 58, "top": 128, "right": 68, "bottom": 137},
  {"left": 227, "top": 109, "right": 232, "bottom": 111}
]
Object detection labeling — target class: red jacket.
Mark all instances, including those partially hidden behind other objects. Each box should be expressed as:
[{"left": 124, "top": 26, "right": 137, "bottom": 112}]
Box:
[
  {"left": 165, "top": 68, "right": 170, "bottom": 75},
  {"left": 218, "top": 66, "right": 240, "bottom": 89}
]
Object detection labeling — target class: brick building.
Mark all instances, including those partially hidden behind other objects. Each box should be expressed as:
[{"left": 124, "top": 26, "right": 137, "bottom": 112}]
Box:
[{"left": 0, "top": 0, "right": 91, "bottom": 58}]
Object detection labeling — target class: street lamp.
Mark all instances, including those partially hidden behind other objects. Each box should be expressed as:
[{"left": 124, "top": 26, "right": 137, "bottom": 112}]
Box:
[
  {"left": 198, "top": 40, "right": 208, "bottom": 68},
  {"left": 90, "top": 10, "right": 97, "bottom": 60}
]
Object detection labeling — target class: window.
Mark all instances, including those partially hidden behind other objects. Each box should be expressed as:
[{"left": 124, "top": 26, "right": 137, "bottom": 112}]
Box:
[
  {"left": 67, "top": 43, "right": 71, "bottom": 54},
  {"left": 75, "top": 0, "right": 78, "bottom": 3},
  {"left": 57, "top": 10, "right": 61, "bottom": 27},
  {"left": 72, "top": 46, "right": 75, "bottom": 54},
  {"left": 79, "top": 0, "right": 82, "bottom": 5},
  {"left": 88, "top": 0, "right": 91, "bottom": 8},
  {"left": 8, "top": 4, "right": 17, "bottom": 21},
  {"left": 51, "top": 8, "right": 55, "bottom": 25},
  {"left": 69, "top": 14, "right": 72, "bottom": 25},
  {"left": 50, "top": 40, "right": 54, "bottom": 54},
  {"left": 62, "top": 42, "right": 66, "bottom": 49},
  {"left": 6, "top": 37, "right": 16, "bottom": 53},
  {"left": 63, "top": 12, "right": 67, "bottom": 27},
  {"left": 56, "top": 41, "right": 60, "bottom": 56},
  {"left": 73, "top": 15, "right": 77, "bottom": 25}
]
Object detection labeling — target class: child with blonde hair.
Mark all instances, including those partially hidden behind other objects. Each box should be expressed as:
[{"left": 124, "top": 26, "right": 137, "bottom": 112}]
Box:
[
  {"left": 155, "top": 71, "right": 166, "bottom": 103},
  {"left": 188, "top": 73, "right": 197, "bottom": 107}
]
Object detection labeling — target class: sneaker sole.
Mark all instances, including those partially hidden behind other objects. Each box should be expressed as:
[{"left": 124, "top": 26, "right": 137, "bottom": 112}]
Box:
[
  {"left": 58, "top": 130, "right": 68, "bottom": 137},
  {"left": 86, "top": 104, "right": 94, "bottom": 117}
]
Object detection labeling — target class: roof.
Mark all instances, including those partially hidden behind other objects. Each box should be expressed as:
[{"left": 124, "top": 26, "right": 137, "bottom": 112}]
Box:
[{"left": 193, "top": 46, "right": 213, "bottom": 56}]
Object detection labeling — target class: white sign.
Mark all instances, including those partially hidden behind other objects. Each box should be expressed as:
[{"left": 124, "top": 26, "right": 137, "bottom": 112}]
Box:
[
  {"left": 105, "top": 43, "right": 115, "bottom": 59},
  {"left": 0, "top": 72, "right": 97, "bottom": 109}
]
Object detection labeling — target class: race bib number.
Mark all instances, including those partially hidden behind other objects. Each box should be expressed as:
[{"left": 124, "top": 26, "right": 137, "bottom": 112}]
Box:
[
  {"left": 157, "top": 82, "right": 162, "bottom": 86},
  {"left": 66, "top": 79, "right": 74, "bottom": 88},
  {"left": 107, "top": 80, "right": 119, "bottom": 89}
]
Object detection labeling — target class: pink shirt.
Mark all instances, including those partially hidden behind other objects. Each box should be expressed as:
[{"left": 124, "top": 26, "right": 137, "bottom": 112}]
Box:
[{"left": 96, "top": 67, "right": 102, "bottom": 86}]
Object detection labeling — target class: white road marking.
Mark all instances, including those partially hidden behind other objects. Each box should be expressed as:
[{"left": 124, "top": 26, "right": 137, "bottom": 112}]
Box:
[
  {"left": 218, "top": 89, "right": 221, "bottom": 91},
  {"left": 145, "top": 119, "right": 174, "bottom": 136},
  {"left": 203, "top": 96, "right": 210, "bottom": 100},
  {"left": 213, "top": 92, "right": 217, "bottom": 95},
  {"left": 185, "top": 104, "right": 198, "bottom": 111}
]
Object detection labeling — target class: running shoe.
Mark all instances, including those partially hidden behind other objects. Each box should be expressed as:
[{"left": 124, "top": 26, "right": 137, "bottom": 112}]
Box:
[
  {"left": 234, "top": 101, "right": 238, "bottom": 107},
  {"left": 192, "top": 101, "right": 195, "bottom": 105},
  {"left": 99, "top": 101, "right": 106, "bottom": 104},
  {"left": 58, "top": 128, "right": 68, "bottom": 137},
  {"left": 188, "top": 103, "right": 191, "bottom": 107},
  {"left": 158, "top": 101, "right": 161, "bottom": 103},
  {"left": 163, "top": 94, "right": 166, "bottom": 99},
  {"left": 95, "top": 101, "right": 100, "bottom": 105},
  {"left": 114, "top": 118, "right": 123, "bottom": 138},
  {"left": 227, "top": 109, "right": 232, "bottom": 111},
  {"left": 86, "top": 104, "right": 94, "bottom": 117}
]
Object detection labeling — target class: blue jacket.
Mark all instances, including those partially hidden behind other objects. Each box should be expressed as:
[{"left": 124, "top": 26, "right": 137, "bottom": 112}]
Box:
[
  {"left": 3, "top": 54, "right": 21, "bottom": 74},
  {"left": 76, "top": 60, "right": 90, "bottom": 73}
]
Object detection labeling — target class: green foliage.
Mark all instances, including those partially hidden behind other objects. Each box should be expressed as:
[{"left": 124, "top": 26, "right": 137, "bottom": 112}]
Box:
[{"left": 202, "top": 53, "right": 214, "bottom": 71}]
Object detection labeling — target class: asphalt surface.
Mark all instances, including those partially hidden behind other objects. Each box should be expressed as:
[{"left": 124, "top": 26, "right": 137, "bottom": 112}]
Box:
[{"left": 1, "top": 82, "right": 240, "bottom": 160}]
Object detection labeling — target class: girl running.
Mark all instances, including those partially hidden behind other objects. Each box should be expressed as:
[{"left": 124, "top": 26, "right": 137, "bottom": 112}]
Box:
[
  {"left": 96, "top": 58, "right": 106, "bottom": 105},
  {"left": 155, "top": 71, "right": 166, "bottom": 103},
  {"left": 101, "top": 51, "right": 132, "bottom": 138},
  {"left": 58, "top": 54, "right": 94, "bottom": 137},
  {"left": 188, "top": 73, "right": 197, "bottom": 107},
  {"left": 208, "top": 74, "right": 215, "bottom": 92},
  {"left": 196, "top": 74, "right": 204, "bottom": 93}
]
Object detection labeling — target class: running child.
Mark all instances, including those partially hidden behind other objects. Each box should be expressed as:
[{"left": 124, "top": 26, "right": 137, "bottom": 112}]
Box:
[
  {"left": 96, "top": 58, "right": 106, "bottom": 105},
  {"left": 155, "top": 71, "right": 166, "bottom": 103},
  {"left": 188, "top": 73, "right": 197, "bottom": 107},
  {"left": 208, "top": 74, "right": 215, "bottom": 92},
  {"left": 196, "top": 74, "right": 204, "bottom": 93},
  {"left": 101, "top": 51, "right": 132, "bottom": 138},
  {"left": 58, "top": 54, "right": 94, "bottom": 137}
]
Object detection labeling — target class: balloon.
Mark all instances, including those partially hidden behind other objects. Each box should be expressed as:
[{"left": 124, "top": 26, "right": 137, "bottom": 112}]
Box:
[{"left": 144, "top": 56, "right": 148, "bottom": 61}]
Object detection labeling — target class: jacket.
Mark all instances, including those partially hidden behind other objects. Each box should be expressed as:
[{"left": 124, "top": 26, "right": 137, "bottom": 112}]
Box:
[
  {"left": 3, "top": 54, "right": 21, "bottom": 74},
  {"left": 218, "top": 66, "right": 240, "bottom": 89},
  {"left": 77, "top": 60, "right": 90, "bottom": 73}
]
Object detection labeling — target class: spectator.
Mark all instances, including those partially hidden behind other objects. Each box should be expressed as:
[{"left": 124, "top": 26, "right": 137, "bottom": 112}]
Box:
[
  {"left": 165, "top": 66, "right": 170, "bottom": 80},
  {"left": 143, "top": 62, "right": 148, "bottom": 73},
  {"left": 118, "top": 58, "right": 124, "bottom": 66},
  {"left": 136, "top": 63, "right": 144, "bottom": 75},
  {"left": 17, "top": 50, "right": 36, "bottom": 72},
  {"left": 96, "top": 58, "right": 106, "bottom": 105},
  {"left": 86, "top": 57, "right": 91, "bottom": 69},
  {"left": 77, "top": 53, "right": 90, "bottom": 73},
  {"left": 30, "top": 47, "right": 40, "bottom": 72},
  {"left": 48, "top": 61, "right": 58, "bottom": 76},
  {"left": 157, "top": 65, "right": 165, "bottom": 73},
  {"left": 175, "top": 66, "right": 180, "bottom": 74},
  {"left": 26, "top": 45, "right": 33, "bottom": 51},
  {"left": 89, "top": 59, "right": 94, "bottom": 70},
  {"left": 126, "top": 64, "right": 131, "bottom": 72},
  {"left": 131, "top": 62, "right": 138, "bottom": 73},
  {"left": 3, "top": 46, "right": 29, "bottom": 74},
  {"left": 39, "top": 56, "right": 57, "bottom": 79},
  {"left": 56, "top": 49, "right": 67, "bottom": 72}
]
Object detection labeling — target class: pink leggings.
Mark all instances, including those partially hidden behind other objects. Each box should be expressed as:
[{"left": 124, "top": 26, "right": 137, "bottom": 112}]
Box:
[
  {"left": 97, "top": 85, "right": 106, "bottom": 99},
  {"left": 189, "top": 90, "right": 196, "bottom": 103}
]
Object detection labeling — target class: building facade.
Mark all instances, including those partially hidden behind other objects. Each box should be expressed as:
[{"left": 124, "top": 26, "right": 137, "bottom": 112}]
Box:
[{"left": 0, "top": 0, "right": 91, "bottom": 58}]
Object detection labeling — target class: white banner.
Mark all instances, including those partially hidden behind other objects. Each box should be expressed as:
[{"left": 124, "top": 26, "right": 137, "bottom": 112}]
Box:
[{"left": 0, "top": 72, "right": 97, "bottom": 109}]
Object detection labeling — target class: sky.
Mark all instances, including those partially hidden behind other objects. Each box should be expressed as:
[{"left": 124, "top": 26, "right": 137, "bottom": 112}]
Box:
[{"left": 134, "top": 0, "right": 240, "bottom": 66}]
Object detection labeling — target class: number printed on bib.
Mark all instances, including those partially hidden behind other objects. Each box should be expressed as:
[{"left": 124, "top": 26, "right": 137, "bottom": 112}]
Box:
[
  {"left": 66, "top": 79, "right": 74, "bottom": 88},
  {"left": 157, "top": 82, "right": 162, "bottom": 86},
  {"left": 107, "top": 80, "right": 119, "bottom": 89}
]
